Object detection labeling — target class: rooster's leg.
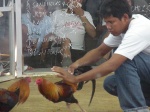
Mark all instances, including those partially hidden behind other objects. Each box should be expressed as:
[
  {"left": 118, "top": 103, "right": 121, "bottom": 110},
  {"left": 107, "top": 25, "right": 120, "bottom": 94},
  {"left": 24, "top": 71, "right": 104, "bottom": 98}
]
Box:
[
  {"left": 66, "top": 103, "right": 73, "bottom": 112},
  {"left": 76, "top": 103, "right": 86, "bottom": 112}
]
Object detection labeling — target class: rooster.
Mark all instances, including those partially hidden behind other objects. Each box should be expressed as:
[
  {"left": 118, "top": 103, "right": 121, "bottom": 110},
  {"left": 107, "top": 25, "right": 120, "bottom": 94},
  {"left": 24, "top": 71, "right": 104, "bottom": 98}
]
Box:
[
  {"left": 0, "top": 77, "right": 31, "bottom": 112},
  {"left": 74, "top": 66, "right": 96, "bottom": 106},
  {"left": 36, "top": 66, "right": 96, "bottom": 112}
]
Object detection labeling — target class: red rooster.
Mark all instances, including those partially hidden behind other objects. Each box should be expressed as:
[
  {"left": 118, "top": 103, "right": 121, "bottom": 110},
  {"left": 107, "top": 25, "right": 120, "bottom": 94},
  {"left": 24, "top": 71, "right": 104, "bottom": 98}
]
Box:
[
  {"left": 35, "top": 66, "right": 96, "bottom": 112},
  {"left": 0, "top": 77, "right": 31, "bottom": 112},
  {"left": 36, "top": 77, "right": 87, "bottom": 112}
]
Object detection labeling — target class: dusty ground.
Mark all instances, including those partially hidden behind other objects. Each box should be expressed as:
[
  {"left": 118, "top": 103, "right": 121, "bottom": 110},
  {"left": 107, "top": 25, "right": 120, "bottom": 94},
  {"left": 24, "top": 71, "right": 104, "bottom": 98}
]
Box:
[{"left": 0, "top": 74, "right": 122, "bottom": 112}]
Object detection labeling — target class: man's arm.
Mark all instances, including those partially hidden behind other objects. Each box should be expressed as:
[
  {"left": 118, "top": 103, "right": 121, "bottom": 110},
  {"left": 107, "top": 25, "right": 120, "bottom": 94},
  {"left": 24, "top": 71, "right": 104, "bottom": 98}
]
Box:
[
  {"left": 52, "top": 53, "right": 128, "bottom": 84},
  {"left": 75, "top": 53, "right": 127, "bottom": 82},
  {"left": 73, "top": 4, "right": 96, "bottom": 38},
  {"left": 22, "top": 24, "right": 29, "bottom": 50},
  {"left": 79, "top": 15, "right": 96, "bottom": 38}
]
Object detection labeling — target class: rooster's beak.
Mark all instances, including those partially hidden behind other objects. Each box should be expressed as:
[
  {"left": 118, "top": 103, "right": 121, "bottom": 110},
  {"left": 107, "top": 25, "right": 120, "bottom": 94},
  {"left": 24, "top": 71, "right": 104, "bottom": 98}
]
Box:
[{"left": 0, "top": 11, "right": 3, "bottom": 17}]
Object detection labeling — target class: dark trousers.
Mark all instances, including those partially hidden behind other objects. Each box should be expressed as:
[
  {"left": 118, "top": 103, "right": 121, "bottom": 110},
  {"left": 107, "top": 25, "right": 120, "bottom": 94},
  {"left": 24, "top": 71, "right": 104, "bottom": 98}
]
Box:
[{"left": 70, "top": 49, "right": 86, "bottom": 62}]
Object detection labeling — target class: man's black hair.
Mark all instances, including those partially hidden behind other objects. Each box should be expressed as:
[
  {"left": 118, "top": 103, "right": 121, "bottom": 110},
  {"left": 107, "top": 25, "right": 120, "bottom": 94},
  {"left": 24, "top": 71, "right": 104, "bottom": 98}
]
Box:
[{"left": 100, "top": 0, "right": 132, "bottom": 20}]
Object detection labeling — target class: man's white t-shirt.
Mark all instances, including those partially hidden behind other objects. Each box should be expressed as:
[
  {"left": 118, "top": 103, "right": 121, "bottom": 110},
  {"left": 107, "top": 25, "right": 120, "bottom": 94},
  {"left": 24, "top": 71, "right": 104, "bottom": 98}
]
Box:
[
  {"left": 51, "top": 9, "right": 95, "bottom": 50},
  {"left": 104, "top": 14, "right": 150, "bottom": 60}
]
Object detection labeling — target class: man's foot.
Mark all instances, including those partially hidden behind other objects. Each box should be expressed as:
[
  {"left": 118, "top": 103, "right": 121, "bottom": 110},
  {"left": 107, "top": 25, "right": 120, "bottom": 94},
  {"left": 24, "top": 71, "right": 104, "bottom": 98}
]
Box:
[{"left": 24, "top": 65, "right": 34, "bottom": 71}]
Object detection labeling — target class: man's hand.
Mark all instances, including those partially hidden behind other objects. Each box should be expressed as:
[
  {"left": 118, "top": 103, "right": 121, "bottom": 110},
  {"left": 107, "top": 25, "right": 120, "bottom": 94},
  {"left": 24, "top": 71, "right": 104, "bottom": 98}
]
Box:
[
  {"left": 51, "top": 66, "right": 78, "bottom": 84},
  {"left": 68, "top": 62, "right": 79, "bottom": 75},
  {"left": 72, "top": 2, "right": 84, "bottom": 16}
]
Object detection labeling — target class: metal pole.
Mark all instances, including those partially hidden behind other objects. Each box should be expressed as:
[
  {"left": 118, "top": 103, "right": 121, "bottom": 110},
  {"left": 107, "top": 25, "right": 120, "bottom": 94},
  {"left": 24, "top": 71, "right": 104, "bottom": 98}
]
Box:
[
  {"left": 15, "top": 0, "right": 23, "bottom": 77},
  {"left": 3, "top": 0, "right": 5, "bottom": 7},
  {"left": 9, "top": 0, "right": 15, "bottom": 77}
]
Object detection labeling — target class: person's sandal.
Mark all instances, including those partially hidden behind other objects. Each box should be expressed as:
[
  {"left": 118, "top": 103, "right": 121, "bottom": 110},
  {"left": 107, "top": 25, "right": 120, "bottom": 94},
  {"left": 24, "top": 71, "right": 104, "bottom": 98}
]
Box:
[{"left": 24, "top": 65, "right": 34, "bottom": 71}]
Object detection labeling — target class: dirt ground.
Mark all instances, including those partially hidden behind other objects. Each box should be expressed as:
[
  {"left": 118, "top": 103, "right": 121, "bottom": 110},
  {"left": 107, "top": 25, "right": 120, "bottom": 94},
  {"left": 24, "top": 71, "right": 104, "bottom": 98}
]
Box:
[{"left": 0, "top": 74, "right": 122, "bottom": 112}]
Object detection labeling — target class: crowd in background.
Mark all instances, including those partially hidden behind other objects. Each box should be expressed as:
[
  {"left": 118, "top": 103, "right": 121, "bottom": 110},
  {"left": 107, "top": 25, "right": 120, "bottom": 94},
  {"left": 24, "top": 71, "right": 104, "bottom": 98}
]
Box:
[{"left": 0, "top": 0, "right": 150, "bottom": 71}]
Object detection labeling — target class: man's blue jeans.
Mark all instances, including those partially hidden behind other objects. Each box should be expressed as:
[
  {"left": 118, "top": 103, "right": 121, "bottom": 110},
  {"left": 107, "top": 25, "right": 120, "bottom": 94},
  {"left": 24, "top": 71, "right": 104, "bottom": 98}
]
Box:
[{"left": 103, "top": 52, "right": 150, "bottom": 112}]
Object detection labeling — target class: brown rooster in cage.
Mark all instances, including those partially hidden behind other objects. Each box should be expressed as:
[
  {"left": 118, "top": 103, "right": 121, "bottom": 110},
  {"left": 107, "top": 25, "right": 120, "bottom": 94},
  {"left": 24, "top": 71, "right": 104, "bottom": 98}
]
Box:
[
  {"left": 35, "top": 66, "right": 96, "bottom": 112},
  {"left": 0, "top": 77, "right": 31, "bottom": 112}
]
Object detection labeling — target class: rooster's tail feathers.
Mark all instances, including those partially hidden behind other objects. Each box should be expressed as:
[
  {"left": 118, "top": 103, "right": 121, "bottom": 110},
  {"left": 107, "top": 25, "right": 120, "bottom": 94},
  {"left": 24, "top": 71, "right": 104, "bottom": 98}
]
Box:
[{"left": 8, "top": 78, "right": 30, "bottom": 105}]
